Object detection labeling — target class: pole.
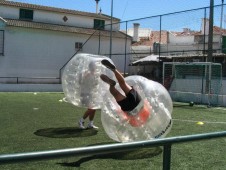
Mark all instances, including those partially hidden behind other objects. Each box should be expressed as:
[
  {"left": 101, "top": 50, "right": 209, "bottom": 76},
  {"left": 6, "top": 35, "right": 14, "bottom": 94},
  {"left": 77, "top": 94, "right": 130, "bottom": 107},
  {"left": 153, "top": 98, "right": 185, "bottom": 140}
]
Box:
[
  {"left": 163, "top": 144, "right": 172, "bottom": 170},
  {"left": 220, "top": 0, "right": 224, "bottom": 53},
  {"left": 207, "top": 0, "right": 214, "bottom": 62},
  {"left": 124, "top": 21, "right": 128, "bottom": 75},
  {"left": 220, "top": 0, "right": 224, "bottom": 32},
  {"left": 110, "top": 0, "right": 113, "bottom": 58}
]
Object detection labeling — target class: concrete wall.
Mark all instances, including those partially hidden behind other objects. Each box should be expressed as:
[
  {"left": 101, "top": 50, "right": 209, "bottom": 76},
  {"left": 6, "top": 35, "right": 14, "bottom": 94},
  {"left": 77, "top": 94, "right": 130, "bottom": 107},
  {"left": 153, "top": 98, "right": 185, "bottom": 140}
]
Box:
[
  {"left": 169, "top": 79, "right": 226, "bottom": 106},
  {"left": 0, "top": 84, "right": 62, "bottom": 92},
  {"left": 1, "top": 80, "right": 225, "bottom": 107}
]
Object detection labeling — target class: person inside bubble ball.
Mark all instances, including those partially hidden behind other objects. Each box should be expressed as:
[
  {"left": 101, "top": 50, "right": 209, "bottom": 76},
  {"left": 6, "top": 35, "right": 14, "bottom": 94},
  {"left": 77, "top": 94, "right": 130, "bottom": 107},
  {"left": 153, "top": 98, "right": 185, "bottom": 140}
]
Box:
[
  {"left": 79, "top": 62, "right": 97, "bottom": 104},
  {"left": 100, "top": 59, "right": 142, "bottom": 113},
  {"left": 78, "top": 62, "right": 99, "bottom": 129}
]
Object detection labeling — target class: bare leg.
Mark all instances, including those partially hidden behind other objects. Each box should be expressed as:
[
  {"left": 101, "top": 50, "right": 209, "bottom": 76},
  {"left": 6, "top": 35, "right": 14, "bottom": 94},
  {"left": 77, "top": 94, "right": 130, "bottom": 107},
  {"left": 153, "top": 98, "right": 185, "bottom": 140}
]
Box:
[
  {"left": 82, "top": 109, "right": 95, "bottom": 120},
  {"left": 100, "top": 74, "right": 126, "bottom": 102},
  {"left": 109, "top": 85, "right": 126, "bottom": 102},
  {"left": 113, "top": 69, "right": 132, "bottom": 95},
  {"left": 100, "top": 59, "right": 132, "bottom": 101},
  {"left": 88, "top": 109, "right": 96, "bottom": 121},
  {"left": 79, "top": 109, "right": 98, "bottom": 129},
  {"left": 101, "top": 59, "right": 131, "bottom": 94},
  {"left": 79, "top": 109, "right": 95, "bottom": 129}
]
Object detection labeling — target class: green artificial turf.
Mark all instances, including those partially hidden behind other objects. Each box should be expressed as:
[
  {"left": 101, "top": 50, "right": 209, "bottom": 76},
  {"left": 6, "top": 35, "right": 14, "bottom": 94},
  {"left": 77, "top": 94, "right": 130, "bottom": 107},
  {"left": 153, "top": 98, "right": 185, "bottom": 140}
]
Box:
[{"left": 0, "top": 92, "right": 226, "bottom": 170}]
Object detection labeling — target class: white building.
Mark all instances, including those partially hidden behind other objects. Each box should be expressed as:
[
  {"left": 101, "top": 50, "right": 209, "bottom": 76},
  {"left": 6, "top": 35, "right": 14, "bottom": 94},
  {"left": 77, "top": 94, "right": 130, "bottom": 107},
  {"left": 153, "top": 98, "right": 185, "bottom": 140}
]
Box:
[
  {"left": 0, "top": 1, "right": 132, "bottom": 87},
  {"left": 160, "top": 19, "right": 223, "bottom": 58}
]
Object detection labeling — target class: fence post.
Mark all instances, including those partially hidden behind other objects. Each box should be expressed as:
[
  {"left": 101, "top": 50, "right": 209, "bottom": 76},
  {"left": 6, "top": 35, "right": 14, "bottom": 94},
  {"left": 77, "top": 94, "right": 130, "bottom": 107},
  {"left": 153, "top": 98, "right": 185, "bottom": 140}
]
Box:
[{"left": 163, "top": 144, "right": 172, "bottom": 170}]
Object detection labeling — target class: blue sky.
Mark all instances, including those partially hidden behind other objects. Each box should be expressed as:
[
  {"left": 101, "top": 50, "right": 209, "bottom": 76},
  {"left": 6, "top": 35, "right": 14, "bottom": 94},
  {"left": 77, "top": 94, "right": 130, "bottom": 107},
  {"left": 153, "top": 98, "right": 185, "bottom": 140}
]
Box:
[
  {"left": 10, "top": 0, "right": 226, "bottom": 31},
  {"left": 11, "top": 0, "right": 224, "bottom": 21}
]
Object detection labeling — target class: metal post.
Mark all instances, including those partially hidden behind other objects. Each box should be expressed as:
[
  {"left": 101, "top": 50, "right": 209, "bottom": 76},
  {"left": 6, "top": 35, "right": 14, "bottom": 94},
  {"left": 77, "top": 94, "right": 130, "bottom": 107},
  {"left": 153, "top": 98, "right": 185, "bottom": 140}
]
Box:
[
  {"left": 220, "top": 0, "right": 224, "bottom": 53},
  {"left": 220, "top": 0, "right": 224, "bottom": 33},
  {"left": 208, "top": 0, "right": 214, "bottom": 62},
  {"left": 110, "top": 0, "right": 113, "bottom": 58},
  {"left": 208, "top": 62, "right": 212, "bottom": 106},
  {"left": 163, "top": 144, "right": 172, "bottom": 170},
  {"left": 203, "top": 8, "right": 207, "bottom": 60},
  {"left": 124, "top": 21, "right": 128, "bottom": 75},
  {"left": 159, "top": 15, "right": 162, "bottom": 61},
  {"left": 98, "top": 30, "right": 101, "bottom": 54},
  {"left": 157, "top": 15, "right": 162, "bottom": 83}
]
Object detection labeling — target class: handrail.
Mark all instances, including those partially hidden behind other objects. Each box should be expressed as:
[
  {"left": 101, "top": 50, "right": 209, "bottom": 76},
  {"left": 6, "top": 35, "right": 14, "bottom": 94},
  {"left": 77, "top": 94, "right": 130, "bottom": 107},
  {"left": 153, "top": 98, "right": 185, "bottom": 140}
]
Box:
[{"left": 1, "top": 131, "right": 226, "bottom": 170}]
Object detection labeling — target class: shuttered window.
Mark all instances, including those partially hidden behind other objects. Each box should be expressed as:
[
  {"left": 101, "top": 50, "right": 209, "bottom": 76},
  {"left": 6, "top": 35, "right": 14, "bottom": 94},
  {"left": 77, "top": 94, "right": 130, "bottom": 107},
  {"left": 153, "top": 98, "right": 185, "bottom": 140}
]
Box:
[
  {"left": 75, "top": 42, "right": 83, "bottom": 50},
  {"left": 19, "top": 9, "right": 33, "bottom": 20},
  {"left": 94, "top": 19, "right": 105, "bottom": 30}
]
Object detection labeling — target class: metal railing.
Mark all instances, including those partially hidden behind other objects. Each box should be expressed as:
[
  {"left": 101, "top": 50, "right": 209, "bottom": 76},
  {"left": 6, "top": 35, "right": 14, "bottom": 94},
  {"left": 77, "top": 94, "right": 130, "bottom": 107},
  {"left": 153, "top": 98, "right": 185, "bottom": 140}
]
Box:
[{"left": 1, "top": 131, "right": 226, "bottom": 170}]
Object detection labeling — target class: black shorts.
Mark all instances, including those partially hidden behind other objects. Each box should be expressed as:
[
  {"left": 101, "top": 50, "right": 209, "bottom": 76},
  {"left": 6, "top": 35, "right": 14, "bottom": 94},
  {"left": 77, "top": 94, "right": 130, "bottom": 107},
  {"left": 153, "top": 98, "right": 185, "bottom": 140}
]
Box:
[{"left": 117, "top": 88, "right": 141, "bottom": 112}]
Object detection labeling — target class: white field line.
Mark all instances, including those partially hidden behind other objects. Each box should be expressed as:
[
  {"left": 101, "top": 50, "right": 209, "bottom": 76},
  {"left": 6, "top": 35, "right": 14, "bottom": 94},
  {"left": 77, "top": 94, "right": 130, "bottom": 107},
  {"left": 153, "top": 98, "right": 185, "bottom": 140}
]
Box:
[
  {"left": 173, "top": 119, "right": 226, "bottom": 124},
  {"left": 62, "top": 97, "right": 69, "bottom": 103},
  {"left": 213, "top": 107, "right": 226, "bottom": 111}
]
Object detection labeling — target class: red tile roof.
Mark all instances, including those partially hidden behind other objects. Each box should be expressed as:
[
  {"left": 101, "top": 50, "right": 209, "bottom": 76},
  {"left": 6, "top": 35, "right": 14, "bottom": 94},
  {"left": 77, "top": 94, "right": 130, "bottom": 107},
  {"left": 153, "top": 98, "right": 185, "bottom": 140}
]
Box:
[{"left": 5, "top": 19, "right": 128, "bottom": 38}]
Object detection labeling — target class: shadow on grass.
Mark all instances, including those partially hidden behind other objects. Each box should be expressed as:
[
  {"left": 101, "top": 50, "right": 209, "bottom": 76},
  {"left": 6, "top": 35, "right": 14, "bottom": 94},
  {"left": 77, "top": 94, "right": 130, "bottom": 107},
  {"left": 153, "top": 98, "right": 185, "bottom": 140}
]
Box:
[
  {"left": 34, "top": 127, "right": 98, "bottom": 138},
  {"left": 57, "top": 146, "right": 162, "bottom": 167}
]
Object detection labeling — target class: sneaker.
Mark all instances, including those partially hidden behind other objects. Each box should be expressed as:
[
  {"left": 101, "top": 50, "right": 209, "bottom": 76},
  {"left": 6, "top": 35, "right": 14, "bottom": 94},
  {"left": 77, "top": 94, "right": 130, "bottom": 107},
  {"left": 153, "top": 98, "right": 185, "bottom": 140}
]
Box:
[
  {"left": 100, "top": 74, "right": 116, "bottom": 86},
  {"left": 101, "top": 59, "right": 116, "bottom": 70},
  {"left": 78, "top": 120, "right": 86, "bottom": 129},
  {"left": 87, "top": 123, "right": 99, "bottom": 129}
]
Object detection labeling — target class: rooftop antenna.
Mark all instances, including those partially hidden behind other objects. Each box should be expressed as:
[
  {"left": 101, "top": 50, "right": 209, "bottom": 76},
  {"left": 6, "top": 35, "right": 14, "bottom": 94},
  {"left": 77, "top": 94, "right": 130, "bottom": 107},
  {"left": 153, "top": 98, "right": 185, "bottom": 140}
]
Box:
[{"left": 95, "top": 0, "right": 100, "bottom": 14}]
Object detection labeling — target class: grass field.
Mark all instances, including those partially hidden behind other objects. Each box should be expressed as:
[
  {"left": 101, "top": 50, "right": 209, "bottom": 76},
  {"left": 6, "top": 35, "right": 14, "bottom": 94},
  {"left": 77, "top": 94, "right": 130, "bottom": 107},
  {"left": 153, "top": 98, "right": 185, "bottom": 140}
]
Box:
[{"left": 0, "top": 92, "right": 226, "bottom": 170}]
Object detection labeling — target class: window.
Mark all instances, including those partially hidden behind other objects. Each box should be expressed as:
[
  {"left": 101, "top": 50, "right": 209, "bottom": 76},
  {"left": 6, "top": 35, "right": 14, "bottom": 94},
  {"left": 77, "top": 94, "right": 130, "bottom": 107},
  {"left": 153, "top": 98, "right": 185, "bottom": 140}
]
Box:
[
  {"left": 94, "top": 19, "right": 105, "bottom": 30},
  {"left": 194, "top": 35, "right": 204, "bottom": 43},
  {"left": 0, "top": 30, "right": 4, "bottom": 56},
  {"left": 75, "top": 42, "right": 83, "bottom": 50},
  {"left": 19, "top": 9, "right": 33, "bottom": 20}
]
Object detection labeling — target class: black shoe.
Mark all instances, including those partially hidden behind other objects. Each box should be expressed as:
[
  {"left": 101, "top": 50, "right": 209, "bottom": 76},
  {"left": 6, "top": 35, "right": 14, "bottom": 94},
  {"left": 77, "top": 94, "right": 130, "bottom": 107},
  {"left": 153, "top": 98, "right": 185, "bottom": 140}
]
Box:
[
  {"left": 101, "top": 59, "right": 116, "bottom": 70},
  {"left": 100, "top": 74, "right": 116, "bottom": 86}
]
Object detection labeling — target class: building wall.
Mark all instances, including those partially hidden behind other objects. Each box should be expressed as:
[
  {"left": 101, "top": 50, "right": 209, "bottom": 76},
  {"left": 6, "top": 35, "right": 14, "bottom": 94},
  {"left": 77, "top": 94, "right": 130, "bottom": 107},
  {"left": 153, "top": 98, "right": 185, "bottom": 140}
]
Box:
[
  {"left": 160, "top": 34, "right": 222, "bottom": 55},
  {"left": 0, "top": 25, "right": 130, "bottom": 82},
  {"left": 0, "top": 6, "right": 18, "bottom": 19},
  {"left": 1, "top": 27, "right": 78, "bottom": 78},
  {"left": 0, "top": 5, "right": 120, "bottom": 31},
  {"left": 168, "top": 34, "right": 194, "bottom": 44},
  {"left": 0, "top": 2, "right": 130, "bottom": 83},
  {"left": 127, "top": 28, "right": 151, "bottom": 38}
]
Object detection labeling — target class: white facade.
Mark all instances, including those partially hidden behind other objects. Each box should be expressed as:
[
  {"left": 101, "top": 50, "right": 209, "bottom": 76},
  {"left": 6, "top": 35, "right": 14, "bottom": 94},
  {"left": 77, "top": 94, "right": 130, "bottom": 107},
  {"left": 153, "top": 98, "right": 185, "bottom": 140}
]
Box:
[
  {"left": 0, "top": 1, "right": 131, "bottom": 85},
  {"left": 168, "top": 32, "right": 194, "bottom": 44},
  {"left": 127, "top": 27, "right": 152, "bottom": 38},
  {"left": 160, "top": 32, "right": 222, "bottom": 56},
  {"left": 0, "top": 3, "right": 120, "bottom": 31}
]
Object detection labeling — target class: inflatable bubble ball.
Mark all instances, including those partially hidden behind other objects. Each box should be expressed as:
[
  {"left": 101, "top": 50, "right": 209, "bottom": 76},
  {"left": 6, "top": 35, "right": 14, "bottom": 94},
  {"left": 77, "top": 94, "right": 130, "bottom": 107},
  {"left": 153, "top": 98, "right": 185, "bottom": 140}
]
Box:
[
  {"left": 62, "top": 53, "right": 173, "bottom": 143},
  {"left": 101, "top": 75, "right": 173, "bottom": 142},
  {"left": 62, "top": 53, "right": 114, "bottom": 109}
]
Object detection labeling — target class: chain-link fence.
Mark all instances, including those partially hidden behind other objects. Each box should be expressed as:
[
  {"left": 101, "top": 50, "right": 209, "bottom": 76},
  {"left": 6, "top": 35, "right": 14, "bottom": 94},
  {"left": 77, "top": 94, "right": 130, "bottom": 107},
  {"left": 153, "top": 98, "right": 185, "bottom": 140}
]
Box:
[{"left": 80, "top": 4, "right": 226, "bottom": 81}]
